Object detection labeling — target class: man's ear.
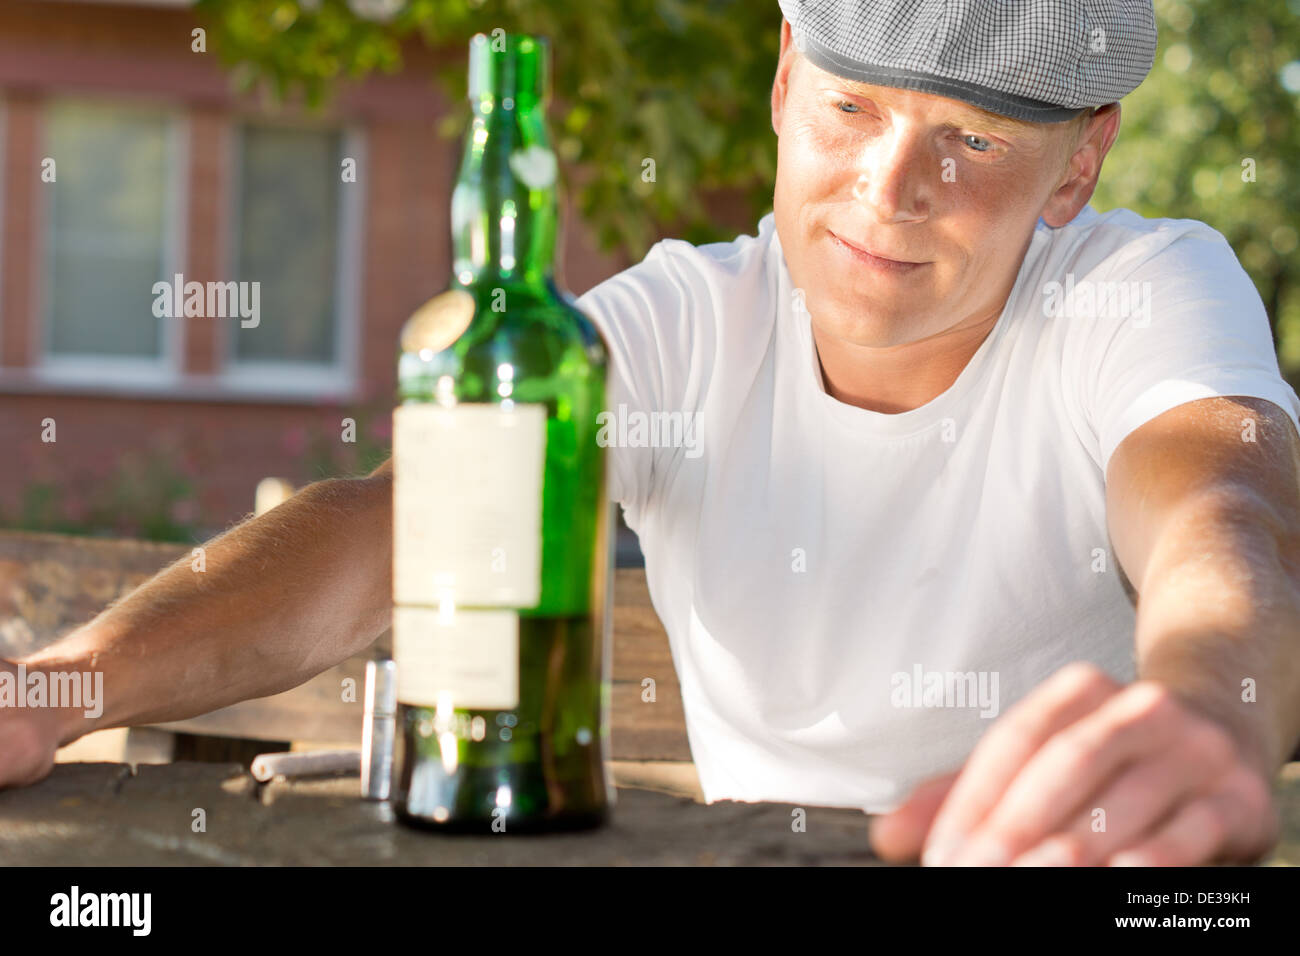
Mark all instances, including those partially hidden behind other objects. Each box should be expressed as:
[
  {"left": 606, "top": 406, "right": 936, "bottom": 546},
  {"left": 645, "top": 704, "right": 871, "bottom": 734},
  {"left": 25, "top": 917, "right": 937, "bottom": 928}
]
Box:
[
  {"left": 1040, "top": 103, "right": 1122, "bottom": 227},
  {"left": 772, "top": 18, "right": 798, "bottom": 136}
]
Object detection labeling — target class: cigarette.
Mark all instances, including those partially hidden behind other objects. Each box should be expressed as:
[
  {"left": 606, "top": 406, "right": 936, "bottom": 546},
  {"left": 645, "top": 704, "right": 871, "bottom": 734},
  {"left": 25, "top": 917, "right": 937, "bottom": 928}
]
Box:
[{"left": 250, "top": 749, "right": 362, "bottom": 783}]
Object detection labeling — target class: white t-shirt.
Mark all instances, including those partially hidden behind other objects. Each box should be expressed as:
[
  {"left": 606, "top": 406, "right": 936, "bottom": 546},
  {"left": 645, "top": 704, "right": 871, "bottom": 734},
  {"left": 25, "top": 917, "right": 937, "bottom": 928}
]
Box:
[{"left": 575, "top": 206, "right": 1300, "bottom": 812}]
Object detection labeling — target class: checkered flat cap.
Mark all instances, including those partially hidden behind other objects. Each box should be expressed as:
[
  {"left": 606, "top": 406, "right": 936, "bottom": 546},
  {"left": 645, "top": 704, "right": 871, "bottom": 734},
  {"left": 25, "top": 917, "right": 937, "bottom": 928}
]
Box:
[{"left": 777, "top": 0, "right": 1158, "bottom": 122}]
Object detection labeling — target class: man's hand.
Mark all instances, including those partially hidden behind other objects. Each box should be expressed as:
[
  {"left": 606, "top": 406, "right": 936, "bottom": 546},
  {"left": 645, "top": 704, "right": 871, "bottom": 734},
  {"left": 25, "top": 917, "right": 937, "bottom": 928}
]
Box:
[
  {"left": 0, "top": 659, "right": 67, "bottom": 790},
  {"left": 869, "top": 661, "right": 1280, "bottom": 866}
]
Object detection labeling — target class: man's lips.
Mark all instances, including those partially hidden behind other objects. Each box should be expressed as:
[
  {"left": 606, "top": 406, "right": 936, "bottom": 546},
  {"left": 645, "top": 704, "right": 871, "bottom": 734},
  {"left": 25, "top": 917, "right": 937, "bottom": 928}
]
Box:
[{"left": 829, "top": 232, "right": 928, "bottom": 272}]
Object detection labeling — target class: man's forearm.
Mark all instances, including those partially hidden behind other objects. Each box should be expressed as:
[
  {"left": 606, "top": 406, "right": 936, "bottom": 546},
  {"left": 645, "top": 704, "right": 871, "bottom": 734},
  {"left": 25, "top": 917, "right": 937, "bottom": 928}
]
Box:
[
  {"left": 18, "top": 471, "right": 394, "bottom": 746},
  {"left": 1133, "top": 494, "right": 1300, "bottom": 775}
]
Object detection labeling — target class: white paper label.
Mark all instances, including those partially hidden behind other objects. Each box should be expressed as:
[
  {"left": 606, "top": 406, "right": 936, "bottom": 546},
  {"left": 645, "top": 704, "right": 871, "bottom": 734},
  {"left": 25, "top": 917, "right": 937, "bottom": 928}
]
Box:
[
  {"left": 393, "top": 606, "right": 519, "bottom": 710},
  {"left": 393, "top": 402, "right": 546, "bottom": 607}
]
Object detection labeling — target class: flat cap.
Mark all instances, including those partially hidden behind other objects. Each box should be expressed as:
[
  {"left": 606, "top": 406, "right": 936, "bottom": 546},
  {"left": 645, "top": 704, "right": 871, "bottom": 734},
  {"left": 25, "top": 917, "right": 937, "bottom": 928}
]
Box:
[{"left": 778, "top": 0, "right": 1158, "bottom": 122}]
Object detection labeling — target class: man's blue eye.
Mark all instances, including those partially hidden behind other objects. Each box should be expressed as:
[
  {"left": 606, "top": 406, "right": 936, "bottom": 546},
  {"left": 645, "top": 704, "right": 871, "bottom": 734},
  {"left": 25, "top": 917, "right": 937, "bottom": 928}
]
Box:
[
  {"left": 836, "top": 101, "right": 861, "bottom": 114},
  {"left": 963, "top": 134, "right": 993, "bottom": 152}
]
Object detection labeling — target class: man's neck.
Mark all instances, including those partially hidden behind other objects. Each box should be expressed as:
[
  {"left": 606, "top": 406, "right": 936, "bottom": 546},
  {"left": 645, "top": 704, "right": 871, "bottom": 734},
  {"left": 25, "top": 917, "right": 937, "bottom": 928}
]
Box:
[{"left": 812, "top": 308, "right": 1002, "bottom": 415}]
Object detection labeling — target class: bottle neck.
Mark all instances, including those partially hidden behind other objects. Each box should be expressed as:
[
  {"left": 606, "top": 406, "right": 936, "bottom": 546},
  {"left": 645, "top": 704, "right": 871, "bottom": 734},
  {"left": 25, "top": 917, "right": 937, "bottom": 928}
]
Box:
[{"left": 451, "top": 97, "right": 559, "bottom": 289}]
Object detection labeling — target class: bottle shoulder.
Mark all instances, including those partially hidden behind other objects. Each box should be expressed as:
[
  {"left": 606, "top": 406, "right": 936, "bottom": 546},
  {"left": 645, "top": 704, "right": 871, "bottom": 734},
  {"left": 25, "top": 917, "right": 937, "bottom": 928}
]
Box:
[
  {"left": 458, "top": 280, "right": 609, "bottom": 361},
  {"left": 397, "top": 282, "right": 607, "bottom": 403}
]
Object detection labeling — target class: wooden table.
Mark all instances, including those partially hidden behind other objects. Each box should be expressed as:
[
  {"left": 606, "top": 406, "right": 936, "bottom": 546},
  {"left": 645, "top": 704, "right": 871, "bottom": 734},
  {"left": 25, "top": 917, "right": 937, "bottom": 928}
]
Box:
[
  {"left": 3, "top": 761, "right": 1299, "bottom": 866},
  {"left": 0, "top": 762, "right": 883, "bottom": 866},
  {"left": 0, "top": 532, "right": 695, "bottom": 769}
]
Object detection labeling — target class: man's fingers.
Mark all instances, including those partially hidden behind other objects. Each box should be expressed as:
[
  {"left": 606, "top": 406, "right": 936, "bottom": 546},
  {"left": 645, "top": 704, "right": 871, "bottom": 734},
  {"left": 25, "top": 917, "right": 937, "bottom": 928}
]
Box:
[
  {"left": 0, "top": 714, "right": 60, "bottom": 790},
  {"left": 869, "top": 769, "right": 961, "bottom": 862},
  {"left": 1007, "top": 727, "right": 1229, "bottom": 865},
  {"left": 953, "top": 680, "right": 1188, "bottom": 864},
  {"left": 1108, "top": 767, "right": 1278, "bottom": 866},
  {"left": 922, "top": 661, "right": 1121, "bottom": 864}
]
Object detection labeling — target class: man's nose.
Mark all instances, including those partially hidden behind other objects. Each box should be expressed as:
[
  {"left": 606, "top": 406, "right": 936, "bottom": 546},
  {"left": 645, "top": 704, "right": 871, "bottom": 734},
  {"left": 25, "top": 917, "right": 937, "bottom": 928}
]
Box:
[{"left": 851, "top": 128, "right": 930, "bottom": 224}]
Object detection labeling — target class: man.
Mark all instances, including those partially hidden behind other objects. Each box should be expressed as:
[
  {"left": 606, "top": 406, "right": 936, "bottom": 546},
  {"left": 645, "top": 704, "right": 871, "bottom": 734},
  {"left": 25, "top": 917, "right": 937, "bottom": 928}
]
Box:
[{"left": 4, "top": 0, "right": 1299, "bottom": 866}]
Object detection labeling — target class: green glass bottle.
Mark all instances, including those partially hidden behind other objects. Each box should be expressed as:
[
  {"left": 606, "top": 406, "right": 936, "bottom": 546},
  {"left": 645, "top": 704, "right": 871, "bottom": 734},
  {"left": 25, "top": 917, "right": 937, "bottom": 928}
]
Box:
[{"left": 390, "top": 32, "right": 614, "bottom": 833}]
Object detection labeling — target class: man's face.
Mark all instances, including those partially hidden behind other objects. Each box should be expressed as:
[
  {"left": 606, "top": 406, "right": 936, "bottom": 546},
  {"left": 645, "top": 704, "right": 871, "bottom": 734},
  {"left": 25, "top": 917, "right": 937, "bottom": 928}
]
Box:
[{"left": 771, "top": 23, "right": 1102, "bottom": 350}]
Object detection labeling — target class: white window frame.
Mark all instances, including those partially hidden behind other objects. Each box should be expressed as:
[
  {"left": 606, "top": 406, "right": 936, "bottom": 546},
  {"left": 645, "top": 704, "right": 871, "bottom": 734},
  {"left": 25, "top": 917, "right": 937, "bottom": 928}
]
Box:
[
  {"left": 35, "top": 98, "right": 188, "bottom": 389},
  {"left": 218, "top": 121, "right": 364, "bottom": 399}
]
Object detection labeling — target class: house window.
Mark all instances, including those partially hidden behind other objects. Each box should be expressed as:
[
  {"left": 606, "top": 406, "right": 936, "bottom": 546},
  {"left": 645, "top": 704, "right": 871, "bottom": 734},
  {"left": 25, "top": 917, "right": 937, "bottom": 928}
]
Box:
[
  {"left": 42, "top": 102, "right": 181, "bottom": 368},
  {"left": 227, "top": 125, "right": 359, "bottom": 387}
]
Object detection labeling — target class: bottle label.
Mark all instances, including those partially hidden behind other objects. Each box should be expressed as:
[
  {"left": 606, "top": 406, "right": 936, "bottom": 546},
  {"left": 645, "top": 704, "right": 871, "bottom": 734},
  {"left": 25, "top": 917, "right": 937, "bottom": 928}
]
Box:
[
  {"left": 393, "top": 607, "right": 519, "bottom": 710},
  {"left": 392, "top": 402, "right": 546, "bottom": 607}
]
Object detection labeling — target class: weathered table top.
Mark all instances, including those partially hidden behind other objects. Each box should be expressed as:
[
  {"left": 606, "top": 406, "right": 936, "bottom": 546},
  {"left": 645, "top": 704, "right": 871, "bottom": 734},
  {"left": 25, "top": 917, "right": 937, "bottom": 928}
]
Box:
[
  {"left": 0, "top": 762, "right": 884, "bottom": 865},
  {"left": 3, "top": 761, "right": 1298, "bottom": 866}
]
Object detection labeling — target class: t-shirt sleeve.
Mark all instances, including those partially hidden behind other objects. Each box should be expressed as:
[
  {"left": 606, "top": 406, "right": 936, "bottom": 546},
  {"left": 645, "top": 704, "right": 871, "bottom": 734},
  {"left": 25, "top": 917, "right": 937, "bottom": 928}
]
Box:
[
  {"left": 575, "top": 242, "right": 705, "bottom": 531},
  {"left": 1067, "top": 224, "right": 1300, "bottom": 475}
]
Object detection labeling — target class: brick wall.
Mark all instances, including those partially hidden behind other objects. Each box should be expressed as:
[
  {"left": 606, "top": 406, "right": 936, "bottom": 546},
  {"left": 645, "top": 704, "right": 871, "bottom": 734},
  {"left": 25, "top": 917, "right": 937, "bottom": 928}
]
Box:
[{"left": 0, "top": 0, "right": 635, "bottom": 532}]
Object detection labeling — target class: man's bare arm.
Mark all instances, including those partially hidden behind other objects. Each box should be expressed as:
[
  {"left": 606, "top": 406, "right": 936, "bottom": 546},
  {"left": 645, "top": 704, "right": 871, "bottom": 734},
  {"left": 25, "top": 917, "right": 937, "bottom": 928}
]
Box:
[{"left": 16, "top": 457, "right": 394, "bottom": 750}]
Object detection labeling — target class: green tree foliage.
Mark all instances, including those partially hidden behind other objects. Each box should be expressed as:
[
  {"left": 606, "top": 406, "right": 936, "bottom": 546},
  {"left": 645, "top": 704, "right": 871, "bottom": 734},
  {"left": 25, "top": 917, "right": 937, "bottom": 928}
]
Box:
[
  {"left": 196, "top": 0, "right": 781, "bottom": 258},
  {"left": 1090, "top": 0, "right": 1300, "bottom": 377},
  {"left": 198, "top": 0, "right": 1300, "bottom": 375}
]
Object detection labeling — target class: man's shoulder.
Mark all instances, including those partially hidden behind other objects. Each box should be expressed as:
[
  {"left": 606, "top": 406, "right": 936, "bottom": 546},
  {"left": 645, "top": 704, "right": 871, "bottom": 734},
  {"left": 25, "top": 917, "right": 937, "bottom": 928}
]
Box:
[
  {"left": 575, "top": 213, "right": 780, "bottom": 324},
  {"left": 644, "top": 212, "right": 780, "bottom": 287},
  {"left": 1039, "top": 205, "right": 1234, "bottom": 278},
  {"left": 581, "top": 214, "right": 777, "bottom": 293}
]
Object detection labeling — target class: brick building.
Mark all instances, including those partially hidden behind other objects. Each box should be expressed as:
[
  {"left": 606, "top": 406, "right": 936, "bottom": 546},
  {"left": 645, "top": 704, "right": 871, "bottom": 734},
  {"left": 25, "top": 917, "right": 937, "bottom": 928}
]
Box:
[{"left": 0, "top": 0, "right": 637, "bottom": 541}]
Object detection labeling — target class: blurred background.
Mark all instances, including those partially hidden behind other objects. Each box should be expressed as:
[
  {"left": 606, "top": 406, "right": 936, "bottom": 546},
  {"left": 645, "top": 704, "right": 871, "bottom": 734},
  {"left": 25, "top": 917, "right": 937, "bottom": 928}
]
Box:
[{"left": 1, "top": 0, "right": 1297, "bottom": 551}]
